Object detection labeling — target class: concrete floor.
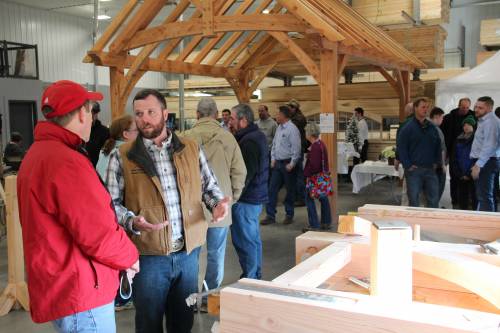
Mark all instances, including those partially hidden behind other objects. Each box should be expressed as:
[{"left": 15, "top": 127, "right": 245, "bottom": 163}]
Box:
[{"left": 0, "top": 177, "right": 442, "bottom": 332}]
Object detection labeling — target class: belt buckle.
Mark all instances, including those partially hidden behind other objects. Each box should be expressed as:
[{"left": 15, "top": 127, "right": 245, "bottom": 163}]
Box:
[{"left": 171, "top": 238, "right": 184, "bottom": 252}]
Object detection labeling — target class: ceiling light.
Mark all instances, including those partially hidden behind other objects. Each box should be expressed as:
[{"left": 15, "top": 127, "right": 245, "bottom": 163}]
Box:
[
  {"left": 263, "top": 9, "right": 270, "bottom": 14},
  {"left": 97, "top": 14, "right": 111, "bottom": 20}
]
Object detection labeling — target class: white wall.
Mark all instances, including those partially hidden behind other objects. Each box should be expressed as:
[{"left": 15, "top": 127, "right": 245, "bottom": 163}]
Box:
[
  {"left": 0, "top": 1, "right": 168, "bottom": 88},
  {"left": 444, "top": 4, "right": 500, "bottom": 67}
]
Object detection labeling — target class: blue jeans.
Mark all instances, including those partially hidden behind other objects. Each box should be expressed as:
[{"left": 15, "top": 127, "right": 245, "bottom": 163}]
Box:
[
  {"left": 475, "top": 158, "right": 500, "bottom": 212},
  {"left": 52, "top": 302, "right": 115, "bottom": 333},
  {"left": 204, "top": 226, "right": 228, "bottom": 290},
  {"left": 231, "top": 202, "right": 263, "bottom": 279},
  {"left": 437, "top": 169, "right": 446, "bottom": 204},
  {"left": 266, "top": 160, "right": 297, "bottom": 219},
  {"left": 133, "top": 248, "right": 200, "bottom": 333},
  {"left": 305, "top": 191, "right": 332, "bottom": 228},
  {"left": 405, "top": 167, "right": 439, "bottom": 208}
]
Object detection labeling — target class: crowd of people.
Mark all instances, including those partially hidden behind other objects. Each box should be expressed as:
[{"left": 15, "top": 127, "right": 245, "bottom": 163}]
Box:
[
  {"left": 396, "top": 96, "right": 500, "bottom": 212},
  {"left": 13, "top": 79, "right": 499, "bottom": 333}
]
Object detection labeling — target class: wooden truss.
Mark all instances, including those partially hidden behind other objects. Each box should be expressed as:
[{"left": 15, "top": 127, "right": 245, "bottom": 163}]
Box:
[
  {"left": 218, "top": 209, "right": 500, "bottom": 332},
  {"left": 85, "top": 0, "right": 426, "bottom": 222}
]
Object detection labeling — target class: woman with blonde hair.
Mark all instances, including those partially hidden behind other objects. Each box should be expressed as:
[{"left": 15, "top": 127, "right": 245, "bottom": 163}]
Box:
[{"left": 96, "top": 114, "right": 138, "bottom": 179}]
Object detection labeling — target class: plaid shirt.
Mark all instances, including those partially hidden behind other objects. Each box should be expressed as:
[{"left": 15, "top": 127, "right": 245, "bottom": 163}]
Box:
[{"left": 105, "top": 133, "right": 223, "bottom": 242}]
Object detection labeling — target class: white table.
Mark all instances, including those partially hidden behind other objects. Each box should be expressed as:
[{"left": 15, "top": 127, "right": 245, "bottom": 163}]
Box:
[
  {"left": 351, "top": 160, "right": 404, "bottom": 194},
  {"left": 337, "top": 142, "right": 360, "bottom": 175}
]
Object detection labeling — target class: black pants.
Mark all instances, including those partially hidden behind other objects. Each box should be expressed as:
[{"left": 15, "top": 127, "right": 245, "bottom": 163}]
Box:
[
  {"left": 449, "top": 164, "right": 459, "bottom": 206},
  {"left": 360, "top": 140, "right": 369, "bottom": 162},
  {"left": 457, "top": 177, "right": 477, "bottom": 210}
]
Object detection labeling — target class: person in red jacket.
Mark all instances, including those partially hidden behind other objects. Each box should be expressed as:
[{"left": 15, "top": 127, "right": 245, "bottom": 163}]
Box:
[{"left": 17, "top": 80, "right": 139, "bottom": 332}]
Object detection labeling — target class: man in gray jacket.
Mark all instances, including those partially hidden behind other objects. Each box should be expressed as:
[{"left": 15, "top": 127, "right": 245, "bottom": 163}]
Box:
[{"left": 183, "top": 97, "right": 247, "bottom": 309}]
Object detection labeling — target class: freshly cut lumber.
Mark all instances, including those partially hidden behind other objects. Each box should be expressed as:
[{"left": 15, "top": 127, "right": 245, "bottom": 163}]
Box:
[
  {"left": 220, "top": 278, "right": 500, "bottom": 333},
  {"left": 357, "top": 204, "right": 500, "bottom": 241},
  {"left": 352, "top": 0, "right": 450, "bottom": 26},
  {"left": 273, "top": 242, "right": 351, "bottom": 288},
  {"left": 477, "top": 51, "right": 496, "bottom": 65},
  {"left": 370, "top": 222, "right": 413, "bottom": 303},
  {"left": 480, "top": 19, "right": 500, "bottom": 47}
]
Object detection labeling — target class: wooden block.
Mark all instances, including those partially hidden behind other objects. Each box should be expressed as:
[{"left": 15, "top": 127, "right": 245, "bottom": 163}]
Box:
[
  {"left": 480, "top": 19, "right": 500, "bottom": 47},
  {"left": 208, "top": 293, "right": 220, "bottom": 316},
  {"left": 338, "top": 215, "right": 372, "bottom": 236},
  {"left": 220, "top": 279, "right": 500, "bottom": 333},
  {"left": 370, "top": 221, "right": 413, "bottom": 303}
]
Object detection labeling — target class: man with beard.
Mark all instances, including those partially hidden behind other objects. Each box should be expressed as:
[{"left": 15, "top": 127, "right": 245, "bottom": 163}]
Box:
[
  {"left": 441, "top": 98, "right": 475, "bottom": 207},
  {"left": 106, "top": 89, "right": 229, "bottom": 333}
]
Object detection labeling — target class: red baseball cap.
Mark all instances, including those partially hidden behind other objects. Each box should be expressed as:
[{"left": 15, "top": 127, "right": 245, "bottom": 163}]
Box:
[{"left": 41, "top": 80, "right": 103, "bottom": 119}]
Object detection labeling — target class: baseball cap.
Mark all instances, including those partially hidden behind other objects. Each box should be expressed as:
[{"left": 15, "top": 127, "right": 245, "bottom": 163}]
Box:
[
  {"left": 42, "top": 80, "right": 103, "bottom": 119},
  {"left": 287, "top": 99, "right": 300, "bottom": 109}
]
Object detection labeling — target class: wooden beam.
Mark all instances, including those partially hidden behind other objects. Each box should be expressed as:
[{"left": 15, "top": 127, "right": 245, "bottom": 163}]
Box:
[
  {"left": 337, "top": 54, "right": 348, "bottom": 76},
  {"left": 83, "top": 0, "right": 139, "bottom": 63},
  {"left": 319, "top": 44, "right": 338, "bottom": 226},
  {"left": 109, "top": 0, "right": 168, "bottom": 53},
  {"left": 88, "top": 51, "right": 241, "bottom": 78},
  {"left": 357, "top": 204, "right": 500, "bottom": 242},
  {"left": 273, "top": 242, "right": 351, "bottom": 288},
  {"left": 338, "top": 215, "right": 372, "bottom": 236},
  {"left": 109, "top": 67, "right": 127, "bottom": 119},
  {"left": 339, "top": 44, "right": 413, "bottom": 72},
  {"left": 247, "top": 63, "right": 276, "bottom": 96},
  {"left": 127, "top": 14, "right": 308, "bottom": 50},
  {"left": 234, "top": 35, "right": 275, "bottom": 70},
  {"left": 220, "top": 279, "right": 500, "bottom": 333},
  {"left": 269, "top": 31, "right": 320, "bottom": 83},
  {"left": 202, "top": 0, "right": 215, "bottom": 37},
  {"left": 375, "top": 66, "right": 399, "bottom": 95},
  {"left": 370, "top": 221, "right": 413, "bottom": 303}
]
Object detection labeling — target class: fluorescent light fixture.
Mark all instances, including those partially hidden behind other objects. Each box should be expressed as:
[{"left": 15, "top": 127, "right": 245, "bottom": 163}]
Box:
[
  {"left": 97, "top": 14, "right": 111, "bottom": 20},
  {"left": 262, "top": 9, "right": 270, "bottom": 14}
]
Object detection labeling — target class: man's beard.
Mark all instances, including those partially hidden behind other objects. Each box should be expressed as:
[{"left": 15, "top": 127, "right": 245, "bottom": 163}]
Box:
[{"left": 140, "top": 117, "right": 165, "bottom": 139}]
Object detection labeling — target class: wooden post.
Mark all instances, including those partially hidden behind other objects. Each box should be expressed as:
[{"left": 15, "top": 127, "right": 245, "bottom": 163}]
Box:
[
  {"left": 370, "top": 221, "right": 412, "bottom": 303},
  {"left": 0, "top": 176, "right": 29, "bottom": 316},
  {"left": 398, "top": 70, "right": 411, "bottom": 121},
  {"left": 110, "top": 66, "right": 127, "bottom": 120},
  {"left": 320, "top": 42, "right": 339, "bottom": 226}
]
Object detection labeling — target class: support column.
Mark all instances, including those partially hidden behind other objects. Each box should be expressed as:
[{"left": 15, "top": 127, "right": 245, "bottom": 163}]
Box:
[
  {"left": 109, "top": 67, "right": 127, "bottom": 120},
  {"left": 320, "top": 43, "right": 339, "bottom": 226},
  {"left": 398, "top": 70, "right": 411, "bottom": 122}
]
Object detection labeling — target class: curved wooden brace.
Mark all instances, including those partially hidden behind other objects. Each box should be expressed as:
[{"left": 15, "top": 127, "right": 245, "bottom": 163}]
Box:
[
  {"left": 269, "top": 31, "right": 320, "bottom": 83},
  {"left": 413, "top": 250, "right": 500, "bottom": 310},
  {"left": 127, "top": 14, "right": 309, "bottom": 50}
]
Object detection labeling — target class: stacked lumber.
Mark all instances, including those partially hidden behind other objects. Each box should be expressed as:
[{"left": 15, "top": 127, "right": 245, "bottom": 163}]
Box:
[
  {"left": 480, "top": 19, "right": 500, "bottom": 47},
  {"left": 477, "top": 51, "right": 496, "bottom": 65},
  {"left": 351, "top": 0, "right": 450, "bottom": 26},
  {"left": 384, "top": 25, "right": 447, "bottom": 68}
]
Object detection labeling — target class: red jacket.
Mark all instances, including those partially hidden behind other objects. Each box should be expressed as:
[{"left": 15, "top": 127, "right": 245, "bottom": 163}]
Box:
[
  {"left": 17, "top": 121, "right": 139, "bottom": 323},
  {"left": 304, "top": 139, "right": 330, "bottom": 177}
]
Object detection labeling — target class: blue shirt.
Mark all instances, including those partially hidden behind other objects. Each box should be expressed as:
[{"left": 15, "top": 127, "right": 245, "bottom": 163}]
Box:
[
  {"left": 397, "top": 117, "right": 441, "bottom": 169},
  {"left": 271, "top": 120, "right": 302, "bottom": 166},
  {"left": 470, "top": 111, "right": 500, "bottom": 168}
]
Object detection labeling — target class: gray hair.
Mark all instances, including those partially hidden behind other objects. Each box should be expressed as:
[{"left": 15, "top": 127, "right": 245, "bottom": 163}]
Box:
[
  {"left": 305, "top": 122, "right": 320, "bottom": 138},
  {"left": 197, "top": 97, "right": 218, "bottom": 118},
  {"left": 232, "top": 103, "right": 254, "bottom": 123}
]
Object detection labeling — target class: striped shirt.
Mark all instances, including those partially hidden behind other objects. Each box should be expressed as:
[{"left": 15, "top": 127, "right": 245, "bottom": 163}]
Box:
[{"left": 105, "top": 133, "right": 223, "bottom": 242}]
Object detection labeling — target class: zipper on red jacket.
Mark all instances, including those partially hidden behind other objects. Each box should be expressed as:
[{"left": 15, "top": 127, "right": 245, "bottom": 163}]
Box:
[{"left": 88, "top": 259, "right": 99, "bottom": 289}]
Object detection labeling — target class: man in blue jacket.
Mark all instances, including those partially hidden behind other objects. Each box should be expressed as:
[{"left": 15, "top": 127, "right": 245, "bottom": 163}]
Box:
[
  {"left": 229, "top": 104, "right": 269, "bottom": 279},
  {"left": 397, "top": 98, "right": 442, "bottom": 207}
]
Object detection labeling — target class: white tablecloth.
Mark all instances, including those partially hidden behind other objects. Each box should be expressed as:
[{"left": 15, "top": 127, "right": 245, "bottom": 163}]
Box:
[
  {"left": 337, "top": 142, "right": 360, "bottom": 175},
  {"left": 351, "top": 160, "right": 404, "bottom": 194}
]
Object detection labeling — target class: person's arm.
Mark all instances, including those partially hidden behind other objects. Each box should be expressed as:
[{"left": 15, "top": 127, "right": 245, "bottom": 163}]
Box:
[
  {"left": 270, "top": 127, "right": 278, "bottom": 163},
  {"left": 240, "top": 140, "right": 260, "bottom": 187},
  {"left": 199, "top": 147, "right": 225, "bottom": 209},
  {"left": 290, "top": 125, "right": 302, "bottom": 167},
  {"left": 475, "top": 120, "right": 498, "bottom": 168},
  {"left": 398, "top": 125, "right": 412, "bottom": 169},
  {"left": 271, "top": 120, "right": 278, "bottom": 141},
  {"left": 230, "top": 142, "right": 247, "bottom": 201},
  {"left": 105, "top": 149, "right": 138, "bottom": 234},
  {"left": 55, "top": 159, "right": 138, "bottom": 270}
]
